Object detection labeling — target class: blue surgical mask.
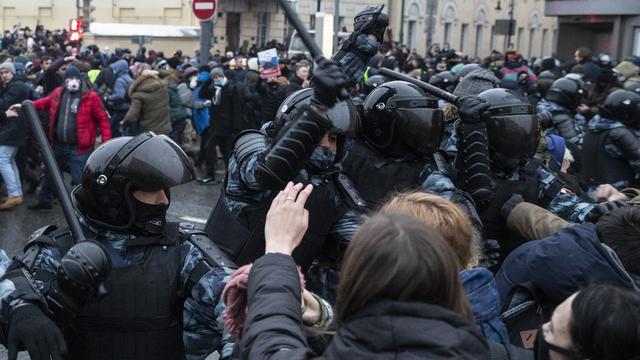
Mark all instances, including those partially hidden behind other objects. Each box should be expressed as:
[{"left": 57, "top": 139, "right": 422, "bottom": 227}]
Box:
[
  {"left": 309, "top": 146, "right": 336, "bottom": 171},
  {"left": 213, "top": 77, "right": 227, "bottom": 87}
]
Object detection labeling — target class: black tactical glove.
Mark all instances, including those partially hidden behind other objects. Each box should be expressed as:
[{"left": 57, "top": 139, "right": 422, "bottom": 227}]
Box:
[
  {"left": 479, "top": 239, "right": 501, "bottom": 269},
  {"left": 501, "top": 194, "right": 525, "bottom": 220},
  {"left": 457, "top": 96, "right": 490, "bottom": 124},
  {"left": 585, "top": 200, "right": 630, "bottom": 223},
  {"left": 539, "top": 110, "right": 553, "bottom": 129},
  {"left": 310, "top": 58, "right": 348, "bottom": 111},
  {"left": 8, "top": 304, "right": 67, "bottom": 360}
]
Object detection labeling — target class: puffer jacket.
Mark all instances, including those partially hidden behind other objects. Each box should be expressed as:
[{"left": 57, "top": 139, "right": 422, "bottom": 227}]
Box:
[
  {"left": 107, "top": 59, "right": 133, "bottom": 112},
  {"left": 122, "top": 74, "right": 171, "bottom": 134},
  {"left": 239, "top": 253, "right": 490, "bottom": 360},
  {"left": 33, "top": 85, "right": 112, "bottom": 154}
]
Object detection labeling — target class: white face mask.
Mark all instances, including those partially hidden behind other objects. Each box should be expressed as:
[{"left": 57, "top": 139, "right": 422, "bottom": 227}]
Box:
[
  {"left": 66, "top": 79, "right": 80, "bottom": 92},
  {"left": 189, "top": 76, "right": 198, "bottom": 89}
]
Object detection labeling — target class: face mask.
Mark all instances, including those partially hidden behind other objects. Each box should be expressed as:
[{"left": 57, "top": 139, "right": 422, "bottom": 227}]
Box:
[
  {"left": 213, "top": 77, "right": 227, "bottom": 87},
  {"left": 66, "top": 79, "right": 80, "bottom": 92},
  {"left": 309, "top": 145, "right": 336, "bottom": 171},
  {"left": 534, "top": 325, "right": 581, "bottom": 360},
  {"left": 132, "top": 198, "right": 168, "bottom": 236},
  {"left": 189, "top": 76, "right": 198, "bottom": 89}
]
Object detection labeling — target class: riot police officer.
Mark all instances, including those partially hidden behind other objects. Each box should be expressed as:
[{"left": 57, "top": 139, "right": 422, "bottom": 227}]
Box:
[
  {"left": 341, "top": 80, "right": 493, "bottom": 228},
  {"left": 582, "top": 89, "right": 640, "bottom": 188},
  {"left": 537, "top": 77, "right": 585, "bottom": 148},
  {"left": 0, "top": 132, "right": 236, "bottom": 360}
]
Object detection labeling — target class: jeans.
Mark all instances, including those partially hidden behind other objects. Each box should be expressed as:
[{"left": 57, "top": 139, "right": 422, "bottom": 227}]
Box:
[
  {"left": 111, "top": 111, "right": 126, "bottom": 138},
  {"left": 0, "top": 146, "right": 22, "bottom": 197},
  {"left": 38, "top": 145, "right": 91, "bottom": 205}
]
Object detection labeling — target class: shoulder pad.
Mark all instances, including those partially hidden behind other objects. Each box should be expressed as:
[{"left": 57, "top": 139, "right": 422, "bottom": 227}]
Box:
[
  {"left": 187, "top": 231, "right": 237, "bottom": 269},
  {"left": 233, "top": 130, "right": 269, "bottom": 166},
  {"left": 25, "top": 225, "right": 59, "bottom": 249}
]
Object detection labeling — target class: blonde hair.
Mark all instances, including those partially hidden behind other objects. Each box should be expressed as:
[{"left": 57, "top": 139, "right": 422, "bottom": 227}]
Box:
[{"left": 381, "top": 192, "right": 480, "bottom": 269}]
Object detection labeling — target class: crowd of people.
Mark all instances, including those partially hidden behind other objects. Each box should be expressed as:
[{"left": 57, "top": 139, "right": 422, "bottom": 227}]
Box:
[{"left": 0, "top": 7, "right": 639, "bottom": 359}]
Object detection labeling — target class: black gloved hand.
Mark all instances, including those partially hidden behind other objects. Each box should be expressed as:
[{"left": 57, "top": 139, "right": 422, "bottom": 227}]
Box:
[
  {"left": 457, "top": 95, "right": 490, "bottom": 124},
  {"left": 479, "top": 239, "right": 501, "bottom": 269},
  {"left": 539, "top": 110, "right": 553, "bottom": 129},
  {"left": 310, "top": 58, "right": 348, "bottom": 110},
  {"left": 585, "top": 200, "right": 630, "bottom": 223},
  {"left": 8, "top": 304, "right": 67, "bottom": 360},
  {"left": 501, "top": 194, "right": 525, "bottom": 220}
]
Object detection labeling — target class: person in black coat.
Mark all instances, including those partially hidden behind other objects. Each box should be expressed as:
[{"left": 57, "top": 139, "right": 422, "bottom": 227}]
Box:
[{"left": 237, "top": 182, "right": 489, "bottom": 359}]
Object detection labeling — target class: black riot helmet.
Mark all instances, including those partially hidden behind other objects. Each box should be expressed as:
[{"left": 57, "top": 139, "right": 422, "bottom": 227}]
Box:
[
  {"left": 429, "top": 71, "right": 456, "bottom": 91},
  {"left": 600, "top": 89, "right": 640, "bottom": 128},
  {"left": 364, "top": 75, "right": 388, "bottom": 94},
  {"left": 456, "top": 63, "right": 483, "bottom": 80},
  {"left": 546, "top": 78, "right": 584, "bottom": 108},
  {"left": 536, "top": 70, "right": 557, "bottom": 97},
  {"left": 275, "top": 88, "right": 358, "bottom": 136},
  {"left": 478, "top": 88, "right": 540, "bottom": 167},
  {"left": 362, "top": 80, "right": 444, "bottom": 158},
  {"left": 73, "top": 132, "right": 194, "bottom": 230}
]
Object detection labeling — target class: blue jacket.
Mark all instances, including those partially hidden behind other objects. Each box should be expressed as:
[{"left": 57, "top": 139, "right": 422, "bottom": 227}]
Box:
[
  {"left": 107, "top": 59, "right": 133, "bottom": 111},
  {"left": 461, "top": 267, "right": 510, "bottom": 344},
  {"left": 496, "top": 223, "right": 640, "bottom": 306},
  {"left": 192, "top": 71, "right": 211, "bottom": 135}
]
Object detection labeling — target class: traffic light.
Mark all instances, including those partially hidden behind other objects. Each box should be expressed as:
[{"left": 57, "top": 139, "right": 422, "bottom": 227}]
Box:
[
  {"left": 69, "top": 18, "right": 84, "bottom": 43},
  {"left": 81, "top": 0, "right": 96, "bottom": 32}
]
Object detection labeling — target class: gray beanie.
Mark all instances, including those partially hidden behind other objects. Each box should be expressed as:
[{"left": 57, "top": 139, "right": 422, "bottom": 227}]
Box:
[
  {"left": 453, "top": 69, "right": 499, "bottom": 97},
  {"left": 209, "top": 67, "right": 225, "bottom": 78},
  {"left": 0, "top": 62, "right": 16, "bottom": 75}
]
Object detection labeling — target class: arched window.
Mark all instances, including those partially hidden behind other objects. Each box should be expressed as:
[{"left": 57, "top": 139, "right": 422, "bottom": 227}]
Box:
[
  {"left": 442, "top": 3, "right": 456, "bottom": 46},
  {"left": 406, "top": 2, "right": 420, "bottom": 50},
  {"left": 474, "top": 7, "right": 487, "bottom": 57}
]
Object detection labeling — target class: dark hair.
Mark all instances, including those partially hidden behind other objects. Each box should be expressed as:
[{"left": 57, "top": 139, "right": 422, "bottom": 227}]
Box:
[
  {"left": 335, "top": 213, "right": 473, "bottom": 325},
  {"left": 570, "top": 284, "right": 640, "bottom": 359},
  {"left": 596, "top": 206, "right": 640, "bottom": 276},
  {"left": 576, "top": 47, "right": 592, "bottom": 61}
]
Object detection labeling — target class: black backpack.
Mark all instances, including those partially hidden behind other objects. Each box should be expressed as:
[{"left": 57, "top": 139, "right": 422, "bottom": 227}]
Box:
[{"left": 500, "top": 282, "right": 553, "bottom": 350}]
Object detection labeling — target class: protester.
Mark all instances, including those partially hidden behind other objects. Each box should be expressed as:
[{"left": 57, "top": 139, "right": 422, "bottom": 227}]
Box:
[
  {"left": 238, "top": 183, "right": 489, "bottom": 359},
  {"left": 27, "top": 65, "right": 112, "bottom": 210},
  {"left": 0, "top": 108, "right": 25, "bottom": 210},
  {"left": 122, "top": 69, "right": 171, "bottom": 135}
]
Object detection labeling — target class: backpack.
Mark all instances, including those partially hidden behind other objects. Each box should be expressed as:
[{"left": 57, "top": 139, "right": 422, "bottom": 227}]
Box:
[{"left": 500, "top": 282, "right": 552, "bottom": 350}]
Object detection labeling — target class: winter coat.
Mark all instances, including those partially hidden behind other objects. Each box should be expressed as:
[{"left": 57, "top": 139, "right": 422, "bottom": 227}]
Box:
[
  {"left": 0, "top": 77, "right": 30, "bottom": 111},
  {"left": 461, "top": 267, "right": 510, "bottom": 344},
  {"left": 107, "top": 60, "right": 133, "bottom": 112},
  {"left": 168, "top": 83, "right": 188, "bottom": 125},
  {"left": 192, "top": 71, "right": 211, "bottom": 135},
  {"left": 496, "top": 223, "right": 640, "bottom": 307},
  {"left": 239, "top": 253, "right": 490, "bottom": 360},
  {"left": 200, "top": 81, "right": 244, "bottom": 136},
  {"left": 176, "top": 82, "right": 194, "bottom": 117},
  {"left": 122, "top": 74, "right": 171, "bottom": 135},
  {"left": 256, "top": 79, "right": 286, "bottom": 124},
  {"left": 33, "top": 85, "right": 112, "bottom": 155},
  {"left": 0, "top": 110, "right": 26, "bottom": 147}
]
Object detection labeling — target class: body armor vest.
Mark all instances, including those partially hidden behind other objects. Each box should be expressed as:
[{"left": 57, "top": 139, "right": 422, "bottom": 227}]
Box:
[
  {"left": 66, "top": 228, "right": 183, "bottom": 360},
  {"left": 481, "top": 162, "right": 540, "bottom": 261},
  {"left": 341, "top": 140, "right": 430, "bottom": 207},
  {"left": 582, "top": 129, "right": 639, "bottom": 187}
]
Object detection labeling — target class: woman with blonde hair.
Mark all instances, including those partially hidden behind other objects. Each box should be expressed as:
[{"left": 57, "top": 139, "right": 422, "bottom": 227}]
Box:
[{"left": 381, "top": 192, "right": 510, "bottom": 346}]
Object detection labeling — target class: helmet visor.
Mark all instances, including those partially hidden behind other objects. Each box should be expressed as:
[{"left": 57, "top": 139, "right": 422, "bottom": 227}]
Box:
[
  {"left": 487, "top": 114, "right": 541, "bottom": 160},
  {"left": 396, "top": 108, "right": 444, "bottom": 156}
]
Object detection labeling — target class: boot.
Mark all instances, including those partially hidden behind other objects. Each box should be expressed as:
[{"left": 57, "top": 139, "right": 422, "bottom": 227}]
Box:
[{"left": 0, "top": 196, "right": 23, "bottom": 210}]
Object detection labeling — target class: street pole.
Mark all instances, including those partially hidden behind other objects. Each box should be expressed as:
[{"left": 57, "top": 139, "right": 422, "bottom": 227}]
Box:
[
  {"left": 317, "top": 0, "right": 321, "bottom": 12},
  {"left": 199, "top": 20, "right": 213, "bottom": 66},
  {"left": 333, "top": 0, "right": 340, "bottom": 52},
  {"left": 399, "top": 0, "right": 405, "bottom": 45}
]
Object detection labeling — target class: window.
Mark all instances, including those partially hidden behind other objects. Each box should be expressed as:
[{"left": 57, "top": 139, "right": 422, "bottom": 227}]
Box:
[
  {"left": 460, "top": 24, "right": 469, "bottom": 53},
  {"left": 528, "top": 28, "right": 536, "bottom": 58},
  {"left": 257, "top": 12, "right": 269, "bottom": 48},
  {"left": 634, "top": 27, "right": 640, "bottom": 56},
  {"left": 541, "top": 29, "right": 549, "bottom": 56},
  {"left": 475, "top": 24, "right": 484, "bottom": 57},
  {"left": 408, "top": 20, "right": 417, "bottom": 49},
  {"left": 444, "top": 23, "right": 452, "bottom": 46},
  {"left": 309, "top": 15, "right": 316, "bottom": 30},
  {"left": 490, "top": 25, "right": 495, "bottom": 52},
  {"left": 517, "top": 28, "right": 524, "bottom": 52}
]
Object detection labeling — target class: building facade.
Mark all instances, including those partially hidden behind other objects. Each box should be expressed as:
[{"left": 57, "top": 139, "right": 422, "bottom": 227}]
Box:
[
  {"left": 1, "top": 0, "right": 557, "bottom": 59},
  {"left": 545, "top": 0, "right": 640, "bottom": 61}
]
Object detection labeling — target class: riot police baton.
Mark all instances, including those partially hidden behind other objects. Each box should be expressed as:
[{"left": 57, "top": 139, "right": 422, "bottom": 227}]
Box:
[
  {"left": 379, "top": 68, "right": 460, "bottom": 105},
  {"left": 21, "top": 100, "right": 86, "bottom": 242},
  {"left": 277, "top": 0, "right": 350, "bottom": 100}
]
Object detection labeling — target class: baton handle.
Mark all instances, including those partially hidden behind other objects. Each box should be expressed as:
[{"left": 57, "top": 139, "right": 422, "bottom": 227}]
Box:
[
  {"left": 278, "top": 0, "right": 350, "bottom": 100},
  {"left": 379, "top": 68, "right": 460, "bottom": 105},
  {"left": 22, "top": 100, "right": 86, "bottom": 242}
]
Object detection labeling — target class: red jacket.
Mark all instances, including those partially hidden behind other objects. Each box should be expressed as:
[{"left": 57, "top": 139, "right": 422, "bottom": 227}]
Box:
[{"left": 33, "top": 86, "right": 112, "bottom": 154}]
